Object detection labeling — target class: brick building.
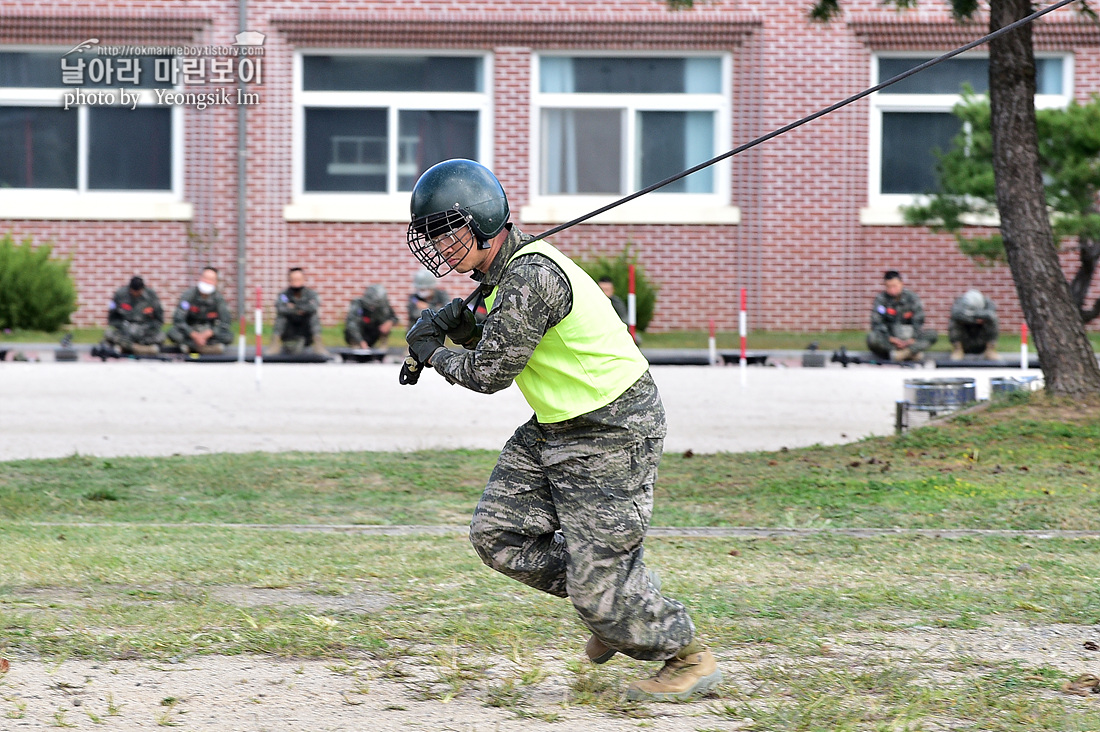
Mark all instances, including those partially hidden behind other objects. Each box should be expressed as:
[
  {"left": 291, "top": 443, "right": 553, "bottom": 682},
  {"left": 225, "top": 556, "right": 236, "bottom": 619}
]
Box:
[{"left": 1, "top": 0, "right": 1097, "bottom": 334}]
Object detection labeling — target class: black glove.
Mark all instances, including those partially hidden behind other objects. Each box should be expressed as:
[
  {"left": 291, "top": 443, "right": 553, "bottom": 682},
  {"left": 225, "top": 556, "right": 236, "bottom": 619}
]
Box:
[
  {"left": 406, "top": 311, "right": 445, "bottom": 365},
  {"left": 433, "top": 298, "right": 478, "bottom": 345}
]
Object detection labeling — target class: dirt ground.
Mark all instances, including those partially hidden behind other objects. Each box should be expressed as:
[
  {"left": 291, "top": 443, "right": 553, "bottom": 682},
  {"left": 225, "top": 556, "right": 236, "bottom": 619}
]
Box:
[{"left": 3, "top": 616, "right": 1099, "bottom": 730}]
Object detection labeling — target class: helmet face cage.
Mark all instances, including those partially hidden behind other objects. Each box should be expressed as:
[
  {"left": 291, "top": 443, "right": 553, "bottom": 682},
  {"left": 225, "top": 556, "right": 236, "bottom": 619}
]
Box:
[{"left": 407, "top": 208, "right": 477, "bottom": 277}]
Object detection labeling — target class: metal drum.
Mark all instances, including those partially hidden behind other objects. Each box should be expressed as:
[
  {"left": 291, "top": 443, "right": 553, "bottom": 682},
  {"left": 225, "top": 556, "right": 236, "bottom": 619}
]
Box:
[
  {"left": 990, "top": 375, "right": 1042, "bottom": 397},
  {"left": 903, "top": 377, "right": 977, "bottom": 411}
]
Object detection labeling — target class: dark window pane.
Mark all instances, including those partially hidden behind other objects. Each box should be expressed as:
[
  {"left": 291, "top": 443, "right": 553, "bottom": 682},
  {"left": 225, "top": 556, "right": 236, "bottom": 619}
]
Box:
[
  {"left": 305, "top": 107, "right": 387, "bottom": 192},
  {"left": 541, "top": 56, "right": 721, "bottom": 93},
  {"left": 0, "top": 52, "right": 64, "bottom": 87},
  {"left": 881, "top": 112, "right": 961, "bottom": 194},
  {"left": 397, "top": 110, "right": 478, "bottom": 191},
  {"left": 541, "top": 109, "right": 621, "bottom": 194},
  {"left": 877, "top": 57, "right": 989, "bottom": 94},
  {"left": 879, "top": 56, "right": 1065, "bottom": 96},
  {"left": 303, "top": 56, "right": 482, "bottom": 92},
  {"left": 88, "top": 108, "right": 171, "bottom": 190},
  {"left": 575, "top": 58, "right": 686, "bottom": 93},
  {"left": 0, "top": 107, "right": 77, "bottom": 188},
  {"left": 637, "top": 111, "right": 713, "bottom": 193}
]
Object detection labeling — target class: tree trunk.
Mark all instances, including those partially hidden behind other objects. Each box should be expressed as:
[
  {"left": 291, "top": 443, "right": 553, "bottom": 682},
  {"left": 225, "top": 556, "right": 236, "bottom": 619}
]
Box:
[{"left": 988, "top": 0, "right": 1100, "bottom": 395}]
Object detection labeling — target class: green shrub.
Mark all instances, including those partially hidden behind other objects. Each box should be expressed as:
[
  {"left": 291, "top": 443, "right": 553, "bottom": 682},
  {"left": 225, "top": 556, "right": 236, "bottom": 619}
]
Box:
[
  {"left": 0, "top": 233, "right": 77, "bottom": 331},
  {"left": 577, "top": 245, "right": 659, "bottom": 331}
]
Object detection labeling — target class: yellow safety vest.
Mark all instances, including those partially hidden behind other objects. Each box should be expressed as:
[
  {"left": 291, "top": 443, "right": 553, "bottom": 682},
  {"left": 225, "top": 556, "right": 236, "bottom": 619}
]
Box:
[{"left": 485, "top": 241, "right": 649, "bottom": 423}]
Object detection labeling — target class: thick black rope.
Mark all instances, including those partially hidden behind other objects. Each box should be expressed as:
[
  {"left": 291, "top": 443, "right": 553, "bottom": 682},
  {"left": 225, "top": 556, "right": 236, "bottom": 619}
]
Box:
[
  {"left": 525, "top": 0, "right": 1082, "bottom": 245},
  {"left": 403, "top": 0, "right": 1081, "bottom": 384}
]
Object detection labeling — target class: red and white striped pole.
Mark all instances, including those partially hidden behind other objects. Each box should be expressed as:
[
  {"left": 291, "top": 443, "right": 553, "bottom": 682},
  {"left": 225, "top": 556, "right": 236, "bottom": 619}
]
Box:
[
  {"left": 708, "top": 318, "right": 717, "bottom": 366},
  {"left": 1020, "top": 321, "right": 1028, "bottom": 370},
  {"left": 739, "top": 288, "right": 748, "bottom": 387},
  {"left": 627, "top": 264, "right": 637, "bottom": 342},
  {"left": 238, "top": 309, "right": 247, "bottom": 363},
  {"left": 254, "top": 285, "right": 263, "bottom": 387}
]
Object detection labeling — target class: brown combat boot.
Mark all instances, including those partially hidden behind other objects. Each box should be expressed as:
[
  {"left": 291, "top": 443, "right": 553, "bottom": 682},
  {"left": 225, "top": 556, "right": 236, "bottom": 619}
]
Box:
[
  {"left": 626, "top": 643, "right": 722, "bottom": 702},
  {"left": 585, "top": 570, "right": 661, "bottom": 664},
  {"left": 196, "top": 343, "right": 225, "bottom": 355},
  {"left": 950, "top": 342, "right": 964, "bottom": 361},
  {"left": 890, "top": 347, "right": 912, "bottom": 362},
  {"left": 130, "top": 343, "right": 159, "bottom": 356},
  {"left": 982, "top": 344, "right": 999, "bottom": 361}
]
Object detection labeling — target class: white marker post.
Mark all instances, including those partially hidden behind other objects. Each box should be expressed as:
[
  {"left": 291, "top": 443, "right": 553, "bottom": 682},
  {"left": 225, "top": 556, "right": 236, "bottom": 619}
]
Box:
[
  {"left": 708, "top": 318, "right": 718, "bottom": 366},
  {"left": 254, "top": 285, "right": 263, "bottom": 388},
  {"left": 627, "top": 264, "right": 637, "bottom": 343},
  {"left": 238, "top": 310, "right": 246, "bottom": 363},
  {"left": 1020, "top": 322, "right": 1028, "bottom": 371},
  {"left": 739, "top": 288, "right": 748, "bottom": 388}
]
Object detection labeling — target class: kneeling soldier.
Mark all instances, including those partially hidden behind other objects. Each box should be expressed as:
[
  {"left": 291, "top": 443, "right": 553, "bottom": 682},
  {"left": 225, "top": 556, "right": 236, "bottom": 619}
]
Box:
[
  {"left": 167, "top": 267, "right": 233, "bottom": 355},
  {"left": 103, "top": 276, "right": 165, "bottom": 356}
]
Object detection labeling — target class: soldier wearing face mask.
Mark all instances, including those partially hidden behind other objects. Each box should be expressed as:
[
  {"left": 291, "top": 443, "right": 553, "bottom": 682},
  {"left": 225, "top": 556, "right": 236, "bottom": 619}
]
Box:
[
  {"left": 273, "top": 267, "right": 324, "bottom": 355},
  {"left": 406, "top": 268, "right": 449, "bottom": 326},
  {"left": 167, "top": 266, "right": 233, "bottom": 355}
]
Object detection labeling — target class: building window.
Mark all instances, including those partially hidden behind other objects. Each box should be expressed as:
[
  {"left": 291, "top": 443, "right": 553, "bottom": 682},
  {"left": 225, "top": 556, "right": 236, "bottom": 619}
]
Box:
[
  {"left": 0, "top": 51, "right": 175, "bottom": 195},
  {"left": 869, "top": 53, "right": 1071, "bottom": 205},
  {"left": 297, "top": 53, "right": 490, "bottom": 196},
  {"left": 534, "top": 55, "right": 725, "bottom": 196}
]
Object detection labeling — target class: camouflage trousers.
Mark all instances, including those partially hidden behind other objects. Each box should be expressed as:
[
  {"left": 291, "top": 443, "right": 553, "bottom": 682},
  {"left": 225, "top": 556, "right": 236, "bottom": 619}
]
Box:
[
  {"left": 469, "top": 416, "right": 695, "bottom": 662},
  {"left": 104, "top": 324, "right": 165, "bottom": 350},
  {"left": 948, "top": 319, "right": 998, "bottom": 354},
  {"left": 867, "top": 328, "right": 938, "bottom": 359}
]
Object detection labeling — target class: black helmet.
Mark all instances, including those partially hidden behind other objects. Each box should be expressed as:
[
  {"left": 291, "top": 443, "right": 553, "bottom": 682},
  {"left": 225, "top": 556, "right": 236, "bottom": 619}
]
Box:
[{"left": 407, "top": 159, "right": 509, "bottom": 276}]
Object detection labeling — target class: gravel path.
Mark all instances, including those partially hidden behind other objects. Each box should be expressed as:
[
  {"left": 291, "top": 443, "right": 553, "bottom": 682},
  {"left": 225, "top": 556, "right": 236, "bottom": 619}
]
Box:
[{"left": 0, "top": 360, "right": 1040, "bottom": 460}]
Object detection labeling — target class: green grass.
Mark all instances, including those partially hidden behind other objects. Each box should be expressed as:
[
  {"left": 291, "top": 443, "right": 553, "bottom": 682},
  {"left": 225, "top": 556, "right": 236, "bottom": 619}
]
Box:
[
  {"left": 2, "top": 397, "right": 1097, "bottom": 530},
  {"left": 2, "top": 395, "right": 1100, "bottom": 728}
]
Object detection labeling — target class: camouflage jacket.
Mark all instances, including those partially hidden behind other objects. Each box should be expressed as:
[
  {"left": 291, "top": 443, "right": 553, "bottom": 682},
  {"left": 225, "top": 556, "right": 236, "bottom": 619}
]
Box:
[
  {"left": 430, "top": 225, "right": 665, "bottom": 437},
  {"left": 344, "top": 285, "right": 398, "bottom": 341},
  {"left": 870, "top": 289, "right": 928, "bottom": 340},
  {"left": 407, "top": 288, "right": 450, "bottom": 326},
  {"left": 108, "top": 286, "right": 163, "bottom": 329},
  {"left": 172, "top": 286, "right": 233, "bottom": 342},
  {"left": 275, "top": 286, "right": 320, "bottom": 323}
]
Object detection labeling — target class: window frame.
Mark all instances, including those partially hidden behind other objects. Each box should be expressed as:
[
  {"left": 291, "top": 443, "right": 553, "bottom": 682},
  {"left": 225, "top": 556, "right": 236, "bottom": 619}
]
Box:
[
  {"left": 863, "top": 50, "right": 1074, "bottom": 225},
  {"left": 0, "top": 44, "right": 187, "bottom": 221},
  {"left": 524, "top": 51, "right": 739, "bottom": 226},
  {"left": 287, "top": 48, "right": 494, "bottom": 223}
]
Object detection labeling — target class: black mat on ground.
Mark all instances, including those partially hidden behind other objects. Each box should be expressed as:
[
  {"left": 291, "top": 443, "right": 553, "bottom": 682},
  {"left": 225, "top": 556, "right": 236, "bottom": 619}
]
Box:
[
  {"left": 719, "top": 352, "right": 770, "bottom": 366},
  {"left": 256, "top": 352, "right": 331, "bottom": 363},
  {"left": 90, "top": 345, "right": 176, "bottom": 361},
  {"left": 331, "top": 347, "right": 388, "bottom": 363},
  {"left": 640, "top": 349, "right": 769, "bottom": 366},
  {"left": 179, "top": 352, "right": 240, "bottom": 363},
  {"left": 932, "top": 355, "right": 1041, "bottom": 369},
  {"left": 830, "top": 349, "right": 922, "bottom": 368}
]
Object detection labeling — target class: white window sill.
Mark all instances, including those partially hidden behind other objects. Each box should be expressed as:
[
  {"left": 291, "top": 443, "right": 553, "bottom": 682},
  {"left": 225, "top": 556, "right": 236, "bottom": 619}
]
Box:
[
  {"left": 860, "top": 205, "right": 999, "bottom": 227},
  {"left": 284, "top": 195, "right": 410, "bottom": 223},
  {"left": 521, "top": 198, "right": 740, "bottom": 226},
  {"left": 0, "top": 196, "right": 192, "bottom": 221}
]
